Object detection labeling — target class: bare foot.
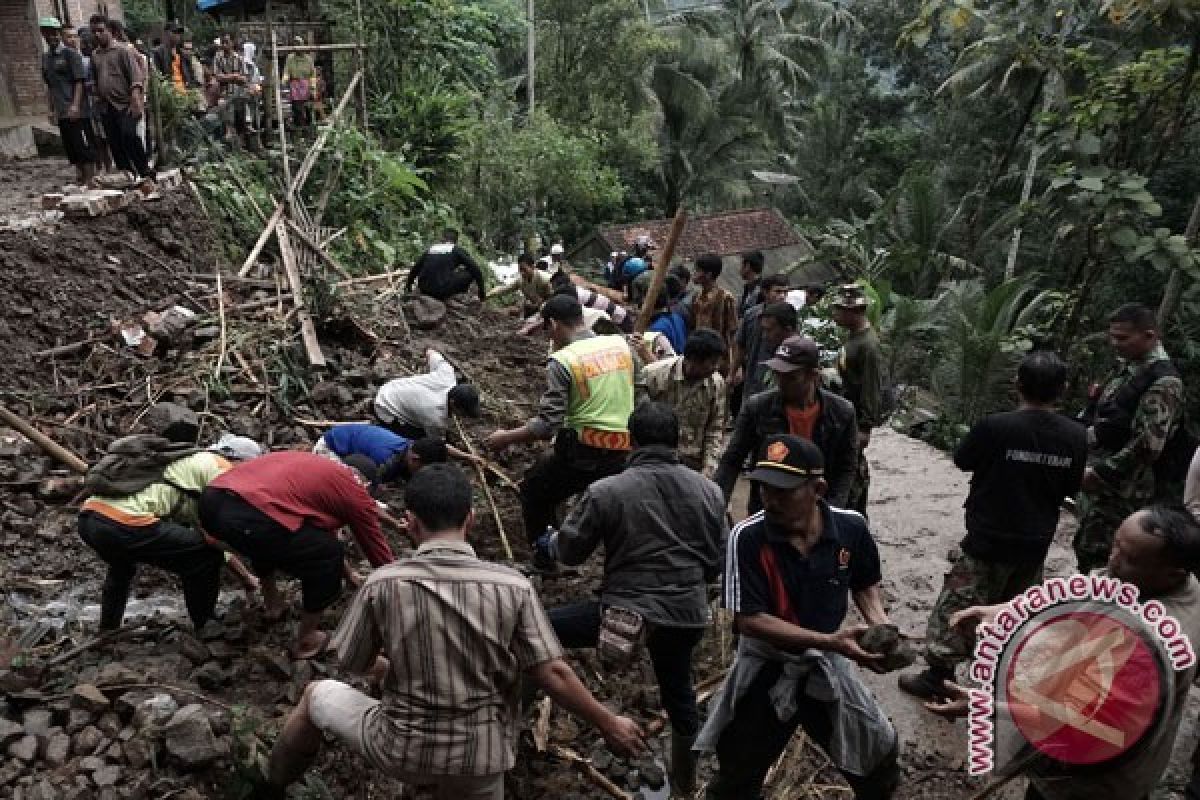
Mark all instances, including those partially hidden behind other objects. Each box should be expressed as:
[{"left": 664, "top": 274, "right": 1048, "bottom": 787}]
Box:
[{"left": 289, "top": 629, "right": 331, "bottom": 660}]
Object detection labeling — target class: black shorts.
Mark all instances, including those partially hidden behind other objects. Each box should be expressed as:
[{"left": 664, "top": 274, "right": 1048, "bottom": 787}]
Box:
[
  {"left": 199, "top": 487, "right": 344, "bottom": 612},
  {"left": 58, "top": 118, "right": 96, "bottom": 166}
]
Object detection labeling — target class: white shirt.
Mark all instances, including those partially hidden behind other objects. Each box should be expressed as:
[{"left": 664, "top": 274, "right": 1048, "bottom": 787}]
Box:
[{"left": 373, "top": 350, "right": 457, "bottom": 438}]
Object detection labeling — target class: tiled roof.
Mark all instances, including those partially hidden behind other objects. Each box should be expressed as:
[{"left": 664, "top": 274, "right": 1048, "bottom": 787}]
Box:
[{"left": 595, "top": 208, "right": 805, "bottom": 259}]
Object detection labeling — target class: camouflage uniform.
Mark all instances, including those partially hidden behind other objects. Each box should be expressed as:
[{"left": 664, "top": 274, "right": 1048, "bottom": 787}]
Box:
[
  {"left": 835, "top": 286, "right": 883, "bottom": 516},
  {"left": 1074, "top": 344, "right": 1184, "bottom": 573},
  {"left": 925, "top": 553, "right": 1043, "bottom": 671},
  {"left": 638, "top": 355, "right": 727, "bottom": 477}
]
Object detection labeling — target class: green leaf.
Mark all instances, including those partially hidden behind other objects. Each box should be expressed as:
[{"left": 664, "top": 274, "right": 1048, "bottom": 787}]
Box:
[
  {"left": 1165, "top": 235, "right": 1191, "bottom": 255},
  {"left": 1080, "top": 165, "right": 1111, "bottom": 181},
  {"left": 1050, "top": 176, "right": 1074, "bottom": 190},
  {"left": 1109, "top": 226, "right": 1139, "bottom": 249},
  {"left": 1076, "top": 133, "right": 1103, "bottom": 155},
  {"left": 1076, "top": 177, "right": 1105, "bottom": 192},
  {"left": 1150, "top": 252, "right": 1173, "bottom": 272},
  {"left": 1141, "top": 202, "right": 1163, "bottom": 217},
  {"left": 1119, "top": 176, "right": 1149, "bottom": 191}
]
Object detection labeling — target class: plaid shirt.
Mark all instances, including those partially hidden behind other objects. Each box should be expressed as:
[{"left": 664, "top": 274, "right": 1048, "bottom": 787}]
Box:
[
  {"left": 331, "top": 540, "right": 563, "bottom": 776},
  {"left": 212, "top": 50, "right": 246, "bottom": 99}
]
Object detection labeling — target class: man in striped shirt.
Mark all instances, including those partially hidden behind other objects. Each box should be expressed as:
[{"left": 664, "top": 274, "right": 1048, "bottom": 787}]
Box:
[{"left": 262, "top": 465, "right": 645, "bottom": 798}]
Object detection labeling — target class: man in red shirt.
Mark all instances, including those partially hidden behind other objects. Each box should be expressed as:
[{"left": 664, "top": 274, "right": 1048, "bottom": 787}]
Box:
[{"left": 199, "top": 451, "right": 394, "bottom": 658}]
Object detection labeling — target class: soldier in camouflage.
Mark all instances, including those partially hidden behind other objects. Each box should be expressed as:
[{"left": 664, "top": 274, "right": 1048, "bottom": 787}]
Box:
[
  {"left": 1075, "top": 303, "right": 1185, "bottom": 573},
  {"left": 832, "top": 284, "right": 884, "bottom": 515},
  {"left": 898, "top": 352, "right": 1087, "bottom": 699},
  {"left": 638, "top": 329, "right": 727, "bottom": 477}
]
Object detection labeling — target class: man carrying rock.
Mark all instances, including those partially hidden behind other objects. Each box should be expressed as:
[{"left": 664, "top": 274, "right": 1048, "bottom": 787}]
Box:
[
  {"left": 313, "top": 423, "right": 449, "bottom": 483},
  {"left": 485, "top": 294, "right": 636, "bottom": 556},
  {"left": 78, "top": 434, "right": 262, "bottom": 632},
  {"left": 716, "top": 335, "right": 857, "bottom": 513},
  {"left": 535, "top": 403, "right": 726, "bottom": 794},
  {"left": 374, "top": 348, "right": 481, "bottom": 441},
  {"left": 40, "top": 16, "right": 96, "bottom": 186},
  {"left": 405, "top": 228, "right": 486, "bottom": 303},
  {"left": 698, "top": 435, "right": 899, "bottom": 799},
  {"left": 1075, "top": 302, "right": 1185, "bottom": 572},
  {"left": 199, "top": 451, "right": 394, "bottom": 658},
  {"left": 897, "top": 351, "right": 1087, "bottom": 700},
  {"left": 638, "top": 329, "right": 727, "bottom": 477},
  {"left": 260, "top": 464, "right": 645, "bottom": 799},
  {"left": 831, "top": 284, "right": 884, "bottom": 515}
]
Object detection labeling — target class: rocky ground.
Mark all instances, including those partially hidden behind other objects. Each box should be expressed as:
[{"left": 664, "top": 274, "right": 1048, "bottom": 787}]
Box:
[{"left": 0, "top": 169, "right": 1197, "bottom": 799}]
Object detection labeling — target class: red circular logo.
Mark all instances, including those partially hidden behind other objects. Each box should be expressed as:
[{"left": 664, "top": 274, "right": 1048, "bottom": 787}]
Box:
[{"left": 1004, "top": 610, "right": 1162, "bottom": 765}]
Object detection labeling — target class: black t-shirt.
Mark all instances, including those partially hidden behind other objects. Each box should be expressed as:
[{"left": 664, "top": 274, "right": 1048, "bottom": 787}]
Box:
[
  {"left": 724, "top": 502, "right": 882, "bottom": 634},
  {"left": 407, "top": 242, "right": 485, "bottom": 299},
  {"left": 955, "top": 409, "right": 1087, "bottom": 563}
]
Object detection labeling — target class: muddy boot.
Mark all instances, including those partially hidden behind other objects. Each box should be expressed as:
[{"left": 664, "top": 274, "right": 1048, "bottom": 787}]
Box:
[
  {"left": 897, "top": 665, "right": 955, "bottom": 700},
  {"left": 670, "top": 732, "right": 697, "bottom": 796}
]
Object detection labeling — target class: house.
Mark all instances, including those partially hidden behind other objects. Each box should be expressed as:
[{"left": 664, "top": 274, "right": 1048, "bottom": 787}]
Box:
[
  {"left": 0, "top": 0, "right": 123, "bottom": 158},
  {"left": 568, "top": 207, "right": 828, "bottom": 295}
]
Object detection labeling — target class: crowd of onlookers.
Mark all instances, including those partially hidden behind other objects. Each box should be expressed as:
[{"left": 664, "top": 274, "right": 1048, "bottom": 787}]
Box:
[{"left": 40, "top": 15, "right": 326, "bottom": 189}]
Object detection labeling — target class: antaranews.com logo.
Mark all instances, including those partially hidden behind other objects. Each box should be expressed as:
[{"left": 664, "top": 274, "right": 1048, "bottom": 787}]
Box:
[{"left": 966, "top": 573, "right": 1196, "bottom": 775}]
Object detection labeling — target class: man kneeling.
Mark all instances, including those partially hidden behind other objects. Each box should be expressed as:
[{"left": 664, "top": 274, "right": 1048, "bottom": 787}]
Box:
[{"left": 262, "top": 464, "right": 645, "bottom": 798}]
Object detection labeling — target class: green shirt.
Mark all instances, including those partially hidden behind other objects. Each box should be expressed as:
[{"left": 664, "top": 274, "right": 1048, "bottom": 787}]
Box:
[
  {"left": 550, "top": 335, "right": 635, "bottom": 435},
  {"left": 837, "top": 326, "right": 884, "bottom": 431},
  {"left": 89, "top": 452, "right": 229, "bottom": 525}
]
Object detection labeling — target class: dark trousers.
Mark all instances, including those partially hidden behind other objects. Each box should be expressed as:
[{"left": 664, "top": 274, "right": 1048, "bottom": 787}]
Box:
[
  {"left": 58, "top": 117, "right": 97, "bottom": 166},
  {"left": 519, "top": 440, "right": 626, "bottom": 542},
  {"left": 292, "top": 99, "right": 312, "bottom": 128},
  {"left": 78, "top": 511, "right": 223, "bottom": 630},
  {"left": 549, "top": 600, "right": 705, "bottom": 736},
  {"left": 199, "top": 488, "right": 344, "bottom": 612},
  {"left": 419, "top": 270, "right": 476, "bottom": 301},
  {"left": 707, "top": 662, "right": 899, "bottom": 800},
  {"left": 99, "top": 106, "right": 153, "bottom": 179}
]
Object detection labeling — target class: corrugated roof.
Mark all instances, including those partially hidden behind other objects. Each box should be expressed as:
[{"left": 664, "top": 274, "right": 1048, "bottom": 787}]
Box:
[{"left": 594, "top": 207, "right": 805, "bottom": 259}]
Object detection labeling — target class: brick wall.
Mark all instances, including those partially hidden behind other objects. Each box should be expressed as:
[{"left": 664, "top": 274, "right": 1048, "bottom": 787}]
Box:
[{"left": 0, "top": 0, "right": 125, "bottom": 118}]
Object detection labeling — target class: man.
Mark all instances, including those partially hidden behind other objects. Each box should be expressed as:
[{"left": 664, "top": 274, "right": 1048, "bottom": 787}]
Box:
[
  {"left": 832, "top": 284, "right": 885, "bottom": 515},
  {"left": 1075, "top": 302, "right": 1185, "bottom": 572},
  {"left": 737, "top": 250, "right": 766, "bottom": 318},
  {"left": 260, "top": 465, "right": 645, "bottom": 799},
  {"left": 485, "top": 294, "right": 635, "bottom": 549},
  {"left": 644, "top": 275, "right": 689, "bottom": 355},
  {"left": 152, "top": 22, "right": 195, "bottom": 93},
  {"left": 690, "top": 254, "right": 738, "bottom": 372},
  {"left": 929, "top": 506, "right": 1200, "bottom": 800},
  {"left": 78, "top": 434, "right": 262, "bottom": 632},
  {"left": 716, "top": 335, "right": 857, "bottom": 512},
  {"left": 89, "top": 14, "right": 154, "bottom": 190},
  {"left": 212, "top": 34, "right": 249, "bottom": 147},
  {"left": 199, "top": 451, "right": 394, "bottom": 658},
  {"left": 896, "top": 351, "right": 1087, "bottom": 699},
  {"left": 536, "top": 403, "right": 726, "bottom": 793},
  {"left": 639, "top": 329, "right": 727, "bottom": 476},
  {"left": 41, "top": 17, "right": 96, "bottom": 186},
  {"left": 698, "top": 435, "right": 899, "bottom": 799},
  {"left": 731, "top": 275, "right": 792, "bottom": 408},
  {"left": 314, "top": 424, "right": 448, "bottom": 483},
  {"left": 519, "top": 284, "right": 637, "bottom": 337},
  {"left": 488, "top": 252, "right": 551, "bottom": 317},
  {"left": 282, "top": 35, "right": 316, "bottom": 128},
  {"left": 374, "top": 348, "right": 481, "bottom": 441},
  {"left": 405, "top": 228, "right": 486, "bottom": 302}
]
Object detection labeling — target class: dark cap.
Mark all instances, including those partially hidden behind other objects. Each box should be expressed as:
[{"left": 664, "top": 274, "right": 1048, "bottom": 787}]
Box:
[
  {"left": 341, "top": 453, "right": 379, "bottom": 487},
  {"left": 541, "top": 294, "right": 583, "bottom": 323},
  {"left": 747, "top": 435, "right": 824, "bottom": 489},
  {"left": 763, "top": 335, "right": 819, "bottom": 373},
  {"left": 448, "top": 384, "right": 481, "bottom": 417},
  {"left": 833, "top": 283, "right": 869, "bottom": 310}
]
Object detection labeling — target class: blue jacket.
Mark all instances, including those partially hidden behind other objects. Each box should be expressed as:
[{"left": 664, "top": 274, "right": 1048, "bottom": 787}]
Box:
[
  {"left": 648, "top": 311, "right": 688, "bottom": 354},
  {"left": 324, "top": 424, "right": 411, "bottom": 481}
]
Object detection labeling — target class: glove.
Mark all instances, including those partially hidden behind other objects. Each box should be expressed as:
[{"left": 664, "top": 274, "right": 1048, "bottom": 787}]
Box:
[{"left": 533, "top": 529, "right": 560, "bottom": 564}]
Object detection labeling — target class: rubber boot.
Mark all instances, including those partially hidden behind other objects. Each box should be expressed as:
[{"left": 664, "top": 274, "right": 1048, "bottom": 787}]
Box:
[{"left": 670, "top": 732, "right": 697, "bottom": 796}]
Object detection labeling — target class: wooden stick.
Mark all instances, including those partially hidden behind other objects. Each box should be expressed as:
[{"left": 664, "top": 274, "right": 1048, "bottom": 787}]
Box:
[
  {"left": 0, "top": 404, "right": 89, "bottom": 473},
  {"left": 532, "top": 696, "right": 553, "bottom": 752},
  {"left": 286, "top": 219, "right": 352, "bottom": 279},
  {"left": 238, "top": 72, "right": 363, "bottom": 277},
  {"left": 454, "top": 415, "right": 513, "bottom": 561},
  {"left": 43, "top": 625, "right": 150, "bottom": 667},
  {"left": 549, "top": 746, "right": 633, "bottom": 800},
  {"left": 213, "top": 266, "right": 228, "bottom": 381},
  {"left": 271, "top": 31, "right": 292, "bottom": 192},
  {"left": 34, "top": 334, "right": 109, "bottom": 359},
  {"left": 635, "top": 207, "right": 688, "bottom": 333},
  {"left": 276, "top": 221, "right": 327, "bottom": 367},
  {"left": 333, "top": 268, "right": 410, "bottom": 288},
  {"left": 275, "top": 43, "right": 366, "bottom": 53}
]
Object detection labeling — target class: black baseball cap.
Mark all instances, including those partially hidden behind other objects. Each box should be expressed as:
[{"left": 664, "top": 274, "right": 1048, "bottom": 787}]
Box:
[
  {"left": 763, "top": 335, "right": 819, "bottom": 373},
  {"left": 541, "top": 294, "right": 583, "bottom": 322},
  {"left": 747, "top": 435, "right": 824, "bottom": 489},
  {"left": 448, "top": 384, "right": 481, "bottom": 417}
]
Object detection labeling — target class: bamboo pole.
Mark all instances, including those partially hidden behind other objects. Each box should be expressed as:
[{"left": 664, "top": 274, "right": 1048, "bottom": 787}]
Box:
[
  {"left": 271, "top": 30, "right": 292, "bottom": 191},
  {"left": 238, "top": 71, "right": 363, "bottom": 277},
  {"left": 276, "top": 221, "right": 327, "bottom": 367},
  {"left": 0, "top": 404, "right": 89, "bottom": 474},
  {"left": 285, "top": 219, "right": 352, "bottom": 279},
  {"left": 454, "top": 415, "right": 513, "bottom": 561},
  {"left": 275, "top": 43, "right": 366, "bottom": 53},
  {"left": 634, "top": 207, "right": 688, "bottom": 333}
]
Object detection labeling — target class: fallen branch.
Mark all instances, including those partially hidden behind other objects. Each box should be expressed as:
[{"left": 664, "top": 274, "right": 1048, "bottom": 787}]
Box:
[
  {"left": 549, "top": 746, "right": 632, "bottom": 800},
  {"left": 276, "top": 221, "right": 327, "bottom": 368},
  {"left": 34, "top": 334, "right": 110, "bottom": 359},
  {"left": 44, "top": 624, "right": 152, "bottom": 667},
  {"left": 454, "top": 415, "right": 513, "bottom": 561},
  {"left": 286, "top": 219, "right": 352, "bottom": 280},
  {"left": 334, "top": 268, "right": 411, "bottom": 289},
  {"left": 0, "top": 404, "right": 89, "bottom": 473},
  {"left": 532, "top": 696, "right": 552, "bottom": 752},
  {"left": 213, "top": 266, "right": 228, "bottom": 381},
  {"left": 635, "top": 207, "right": 688, "bottom": 333}
]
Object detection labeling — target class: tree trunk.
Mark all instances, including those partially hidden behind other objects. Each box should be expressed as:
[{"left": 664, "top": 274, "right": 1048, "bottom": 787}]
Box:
[
  {"left": 1156, "top": 191, "right": 1200, "bottom": 333},
  {"left": 1004, "top": 133, "right": 1044, "bottom": 280},
  {"left": 1148, "top": 26, "right": 1199, "bottom": 177}
]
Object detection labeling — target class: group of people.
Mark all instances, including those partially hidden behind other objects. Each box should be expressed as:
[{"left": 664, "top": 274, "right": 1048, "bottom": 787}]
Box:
[
  {"left": 71, "top": 221, "right": 1200, "bottom": 800},
  {"left": 40, "top": 15, "right": 324, "bottom": 189}
]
